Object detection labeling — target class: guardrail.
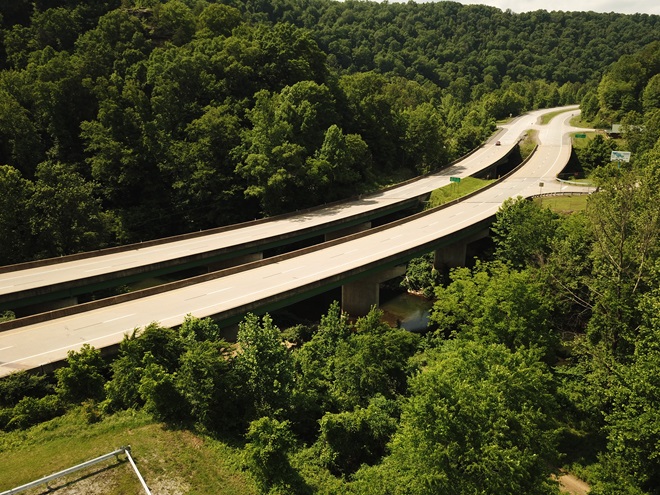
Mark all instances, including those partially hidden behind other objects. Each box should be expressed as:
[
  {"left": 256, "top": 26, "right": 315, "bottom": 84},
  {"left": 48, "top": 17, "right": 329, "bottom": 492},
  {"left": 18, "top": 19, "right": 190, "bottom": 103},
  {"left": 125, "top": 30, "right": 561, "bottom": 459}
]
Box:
[{"left": 0, "top": 446, "right": 151, "bottom": 495}]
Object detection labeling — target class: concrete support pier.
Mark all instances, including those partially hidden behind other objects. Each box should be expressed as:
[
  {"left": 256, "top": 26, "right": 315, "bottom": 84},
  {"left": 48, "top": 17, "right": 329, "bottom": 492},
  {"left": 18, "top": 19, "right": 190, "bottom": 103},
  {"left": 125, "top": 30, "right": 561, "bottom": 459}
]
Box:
[
  {"left": 434, "top": 229, "right": 490, "bottom": 271},
  {"left": 341, "top": 265, "right": 406, "bottom": 317}
]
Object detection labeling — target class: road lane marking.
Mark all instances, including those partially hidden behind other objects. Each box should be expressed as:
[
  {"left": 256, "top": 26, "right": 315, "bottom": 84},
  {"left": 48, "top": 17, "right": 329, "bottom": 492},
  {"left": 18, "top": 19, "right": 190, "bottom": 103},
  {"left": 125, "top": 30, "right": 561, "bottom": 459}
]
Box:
[
  {"left": 0, "top": 346, "right": 14, "bottom": 351},
  {"left": 103, "top": 314, "right": 135, "bottom": 323},
  {"left": 208, "top": 287, "right": 232, "bottom": 295},
  {"left": 3, "top": 328, "right": 135, "bottom": 366}
]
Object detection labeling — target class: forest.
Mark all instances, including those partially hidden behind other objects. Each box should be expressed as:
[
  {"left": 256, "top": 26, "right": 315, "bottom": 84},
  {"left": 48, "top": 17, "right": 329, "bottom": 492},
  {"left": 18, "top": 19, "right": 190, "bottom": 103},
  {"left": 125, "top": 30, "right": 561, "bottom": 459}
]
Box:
[
  {"left": 1, "top": 1, "right": 660, "bottom": 494},
  {"left": 1, "top": 0, "right": 658, "bottom": 263}
]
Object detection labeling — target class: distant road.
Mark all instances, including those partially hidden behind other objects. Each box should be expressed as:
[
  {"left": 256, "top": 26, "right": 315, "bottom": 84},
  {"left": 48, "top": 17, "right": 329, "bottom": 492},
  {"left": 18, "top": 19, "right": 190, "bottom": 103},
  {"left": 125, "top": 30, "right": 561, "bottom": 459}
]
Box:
[
  {"left": 0, "top": 106, "right": 577, "bottom": 310},
  {"left": 0, "top": 108, "right": 588, "bottom": 376}
]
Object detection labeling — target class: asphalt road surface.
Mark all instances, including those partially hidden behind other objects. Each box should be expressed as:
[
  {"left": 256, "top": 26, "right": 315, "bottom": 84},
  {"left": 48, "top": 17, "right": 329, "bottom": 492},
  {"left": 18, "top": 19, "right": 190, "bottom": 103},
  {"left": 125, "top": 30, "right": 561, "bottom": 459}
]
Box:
[
  {"left": 0, "top": 108, "right": 588, "bottom": 376},
  {"left": 0, "top": 106, "right": 578, "bottom": 306}
]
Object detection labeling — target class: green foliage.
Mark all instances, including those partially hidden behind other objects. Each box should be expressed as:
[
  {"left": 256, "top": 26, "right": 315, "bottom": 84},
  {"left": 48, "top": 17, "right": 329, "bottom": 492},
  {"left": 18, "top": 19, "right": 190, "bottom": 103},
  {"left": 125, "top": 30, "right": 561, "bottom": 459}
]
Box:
[
  {"left": 235, "top": 314, "right": 294, "bottom": 420},
  {"left": 575, "top": 134, "right": 616, "bottom": 173},
  {"left": 585, "top": 166, "right": 660, "bottom": 360},
  {"left": 317, "top": 395, "right": 398, "bottom": 476},
  {"left": 0, "top": 165, "right": 34, "bottom": 264},
  {"left": 55, "top": 344, "right": 107, "bottom": 405},
  {"left": 103, "top": 323, "right": 183, "bottom": 412},
  {"left": 4, "top": 395, "right": 65, "bottom": 431},
  {"left": 598, "top": 290, "right": 660, "bottom": 492},
  {"left": 400, "top": 252, "right": 440, "bottom": 299},
  {"left": 331, "top": 309, "right": 419, "bottom": 410},
  {"left": 491, "top": 196, "right": 559, "bottom": 269},
  {"left": 176, "top": 339, "right": 233, "bottom": 430},
  {"left": 244, "top": 416, "right": 296, "bottom": 494},
  {"left": 430, "top": 261, "right": 558, "bottom": 357},
  {"left": 138, "top": 352, "right": 188, "bottom": 423},
  {"left": 352, "top": 340, "right": 559, "bottom": 495},
  {"left": 0, "top": 371, "right": 52, "bottom": 408}
]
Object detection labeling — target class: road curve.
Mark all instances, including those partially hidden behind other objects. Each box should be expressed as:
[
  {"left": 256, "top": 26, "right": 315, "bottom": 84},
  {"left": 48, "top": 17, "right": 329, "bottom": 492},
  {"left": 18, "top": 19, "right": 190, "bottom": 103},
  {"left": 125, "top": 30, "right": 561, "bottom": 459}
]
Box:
[
  {"left": 0, "top": 107, "right": 577, "bottom": 308},
  {"left": 0, "top": 108, "right": 589, "bottom": 376}
]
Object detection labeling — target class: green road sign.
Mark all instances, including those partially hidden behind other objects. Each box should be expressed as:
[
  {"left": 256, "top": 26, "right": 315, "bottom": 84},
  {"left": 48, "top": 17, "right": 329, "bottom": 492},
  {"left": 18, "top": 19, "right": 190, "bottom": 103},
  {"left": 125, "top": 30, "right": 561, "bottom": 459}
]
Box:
[
  {"left": 449, "top": 177, "right": 461, "bottom": 183},
  {"left": 575, "top": 133, "right": 586, "bottom": 138}
]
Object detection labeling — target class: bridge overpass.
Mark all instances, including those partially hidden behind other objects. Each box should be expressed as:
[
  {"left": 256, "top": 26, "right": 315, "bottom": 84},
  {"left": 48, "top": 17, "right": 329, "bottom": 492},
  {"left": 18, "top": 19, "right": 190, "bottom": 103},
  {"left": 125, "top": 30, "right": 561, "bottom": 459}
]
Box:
[
  {"left": 0, "top": 109, "right": 589, "bottom": 377},
  {"left": 0, "top": 106, "right": 577, "bottom": 312}
]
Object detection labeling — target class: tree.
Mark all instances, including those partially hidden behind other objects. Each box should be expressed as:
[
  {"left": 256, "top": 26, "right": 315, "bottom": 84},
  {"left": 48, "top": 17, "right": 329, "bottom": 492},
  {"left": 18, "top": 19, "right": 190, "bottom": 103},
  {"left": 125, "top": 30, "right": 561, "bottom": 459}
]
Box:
[
  {"left": 352, "top": 340, "right": 559, "bottom": 495},
  {"left": 152, "top": 0, "right": 196, "bottom": 46},
  {"left": 317, "top": 395, "right": 398, "bottom": 476},
  {"left": 400, "top": 252, "right": 441, "bottom": 299},
  {"left": 401, "top": 103, "right": 448, "bottom": 174},
  {"left": 55, "top": 344, "right": 107, "bottom": 405},
  {"left": 585, "top": 166, "right": 660, "bottom": 360},
  {"left": 234, "top": 314, "right": 294, "bottom": 420},
  {"left": 175, "top": 339, "right": 233, "bottom": 430},
  {"left": 576, "top": 134, "right": 615, "bottom": 173},
  {"left": 0, "top": 165, "right": 34, "bottom": 265},
  {"left": 197, "top": 3, "right": 242, "bottom": 38},
  {"left": 104, "top": 323, "right": 183, "bottom": 412},
  {"left": 330, "top": 308, "right": 419, "bottom": 410},
  {"left": 27, "top": 160, "right": 108, "bottom": 257},
  {"left": 306, "top": 124, "right": 372, "bottom": 202},
  {"left": 244, "top": 416, "right": 296, "bottom": 494},
  {"left": 430, "top": 261, "right": 558, "bottom": 357},
  {"left": 593, "top": 289, "right": 660, "bottom": 494},
  {"left": 491, "top": 196, "right": 559, "bottom": 269},
  {"left": 138, "top": 352, "right": 187, "bottom": 424}
]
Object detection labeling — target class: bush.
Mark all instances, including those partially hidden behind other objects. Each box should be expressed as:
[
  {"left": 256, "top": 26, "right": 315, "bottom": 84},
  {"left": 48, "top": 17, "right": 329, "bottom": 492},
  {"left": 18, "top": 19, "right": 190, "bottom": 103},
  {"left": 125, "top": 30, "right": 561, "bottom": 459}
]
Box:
[
  {"left": 55, "top": 344, "right": 107, "bottom": 404},
  {"left": 0, "top": 371, "right": 53, "bottom": 408},
  {"left": 5, "top": 395, "right": 65, "bottom": 430}
]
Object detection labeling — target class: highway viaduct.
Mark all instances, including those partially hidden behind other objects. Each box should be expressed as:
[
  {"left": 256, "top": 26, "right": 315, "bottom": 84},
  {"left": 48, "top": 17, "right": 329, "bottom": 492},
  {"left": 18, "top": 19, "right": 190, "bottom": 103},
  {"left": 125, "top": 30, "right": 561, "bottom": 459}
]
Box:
[
  {"left": 0, "top": 108, "right": 590, "bottom": 377},
  {"left": 0, "top": 106, "right": 577, "bottom": 314}
]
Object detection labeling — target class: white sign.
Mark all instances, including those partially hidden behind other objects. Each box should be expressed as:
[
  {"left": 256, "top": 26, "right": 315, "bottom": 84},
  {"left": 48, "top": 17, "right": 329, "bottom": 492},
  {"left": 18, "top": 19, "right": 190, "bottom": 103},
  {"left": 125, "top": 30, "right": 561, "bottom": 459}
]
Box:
[{"left": 610, "top": 150, "right": 631, "bottom": 162}]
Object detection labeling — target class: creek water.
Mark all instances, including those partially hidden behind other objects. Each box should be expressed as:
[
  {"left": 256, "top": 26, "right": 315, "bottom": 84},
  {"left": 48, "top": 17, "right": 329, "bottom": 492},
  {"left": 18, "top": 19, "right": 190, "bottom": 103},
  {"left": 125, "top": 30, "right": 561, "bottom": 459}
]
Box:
[
  {"left": 380, "top": 291, "right": 434, "bottom": 333},
  {"left": 269, "top": 287, "right": 434, "bottom": 334}
]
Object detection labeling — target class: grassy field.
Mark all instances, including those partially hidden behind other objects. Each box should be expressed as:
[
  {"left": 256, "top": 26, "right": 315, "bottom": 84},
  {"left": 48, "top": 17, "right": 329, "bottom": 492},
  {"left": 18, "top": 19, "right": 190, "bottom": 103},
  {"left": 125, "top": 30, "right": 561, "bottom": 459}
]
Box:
[
  {"left": 0, "top": 409, "right": 256, "bottom": 495},
  {"left": 426, "top": 177, "right": 494, "bottom": 209},
  {"left": 535, "top": 194, "right": 588, "bottom": 213},
  {"left": 540, "top": 108, "right": 576, "bottom": 125}
]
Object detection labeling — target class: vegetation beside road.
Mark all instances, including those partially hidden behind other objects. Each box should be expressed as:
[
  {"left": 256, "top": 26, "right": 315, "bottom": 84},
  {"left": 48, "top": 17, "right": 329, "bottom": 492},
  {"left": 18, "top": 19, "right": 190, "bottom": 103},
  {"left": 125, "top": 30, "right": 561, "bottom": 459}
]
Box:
[{"left": 2, "top": 2, "right": 660, "bottom": 495}]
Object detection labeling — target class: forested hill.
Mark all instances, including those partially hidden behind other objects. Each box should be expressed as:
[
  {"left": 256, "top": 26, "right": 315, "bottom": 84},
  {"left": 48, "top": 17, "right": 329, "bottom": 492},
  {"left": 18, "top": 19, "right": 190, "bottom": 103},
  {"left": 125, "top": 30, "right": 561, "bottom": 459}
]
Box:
[
  {"left": 261, "top": 0, "right": 659, "bottom": 88},
  {"left": 0, "top": 0, "right": 658, "bottom": 264}
]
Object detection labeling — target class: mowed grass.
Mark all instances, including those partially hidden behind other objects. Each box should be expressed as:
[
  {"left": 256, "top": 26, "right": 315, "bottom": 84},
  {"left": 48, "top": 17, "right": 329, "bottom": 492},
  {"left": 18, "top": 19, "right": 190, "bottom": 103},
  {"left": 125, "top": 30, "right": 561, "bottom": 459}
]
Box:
[
  {"left": 0, "top": 409, "right": 256, "bottom": 495},
  {"left": 426, "top": 177, "right": 494, "bottom": 209},
  {"left": 535, "top": 194, "right": 588, "bottom": 213},
  {"left": 540, "top": 108, "right": 577, "bottom": 125}
]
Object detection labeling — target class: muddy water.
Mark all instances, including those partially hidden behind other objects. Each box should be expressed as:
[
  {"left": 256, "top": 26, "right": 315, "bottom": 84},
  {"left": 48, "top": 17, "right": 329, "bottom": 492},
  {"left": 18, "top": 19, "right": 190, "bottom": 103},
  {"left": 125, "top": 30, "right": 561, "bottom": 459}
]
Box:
[{"left": 380, "top": 291, "right": 434, "bottom": 332}]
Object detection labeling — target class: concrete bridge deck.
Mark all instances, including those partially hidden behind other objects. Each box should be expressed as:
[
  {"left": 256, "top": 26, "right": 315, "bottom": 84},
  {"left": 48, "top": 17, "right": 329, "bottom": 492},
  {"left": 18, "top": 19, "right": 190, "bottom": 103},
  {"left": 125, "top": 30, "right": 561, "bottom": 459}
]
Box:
[
  {"left": 0, "top": 107, "right": 578, "bottom": 311},
  {"left": 0, "top": 109, "right": 590, "bottom": 377}
]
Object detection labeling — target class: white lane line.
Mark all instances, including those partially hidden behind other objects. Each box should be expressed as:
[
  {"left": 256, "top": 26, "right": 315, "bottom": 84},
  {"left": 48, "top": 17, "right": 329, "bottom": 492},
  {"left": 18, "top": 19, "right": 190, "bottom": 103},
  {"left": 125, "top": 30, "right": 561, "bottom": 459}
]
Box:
[
  {"left": 208, "top": 287, "right": 232, "bottom": 295},
  {"left": 0, "top": 346, "right": 14, "bottom": 351},
  {"left": 283, "top": 266, "right": 305, "bottom": 273},
  {"left": 3, "top": 328, "right": 134, "bottom": 366},
  {"left": 103, "top": 314, "right": 135, "bottom": 324}
]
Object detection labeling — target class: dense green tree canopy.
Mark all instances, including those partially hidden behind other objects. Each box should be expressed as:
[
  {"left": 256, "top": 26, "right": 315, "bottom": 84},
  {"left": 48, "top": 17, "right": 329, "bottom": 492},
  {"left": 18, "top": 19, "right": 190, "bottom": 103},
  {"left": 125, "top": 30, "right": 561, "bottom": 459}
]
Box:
[{"left": 0, "top": 0, "right": 656, "bottom": 263}]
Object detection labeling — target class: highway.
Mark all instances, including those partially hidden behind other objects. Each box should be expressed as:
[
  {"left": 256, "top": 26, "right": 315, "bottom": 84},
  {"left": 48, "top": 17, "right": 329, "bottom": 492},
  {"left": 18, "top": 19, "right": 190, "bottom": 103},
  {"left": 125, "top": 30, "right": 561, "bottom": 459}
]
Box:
[
  {"left": 0, "top": 109, "right": 588, "bottom": 376},
  {"left": 0, "top": 106, "right": 577, "bottom": 309}
]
